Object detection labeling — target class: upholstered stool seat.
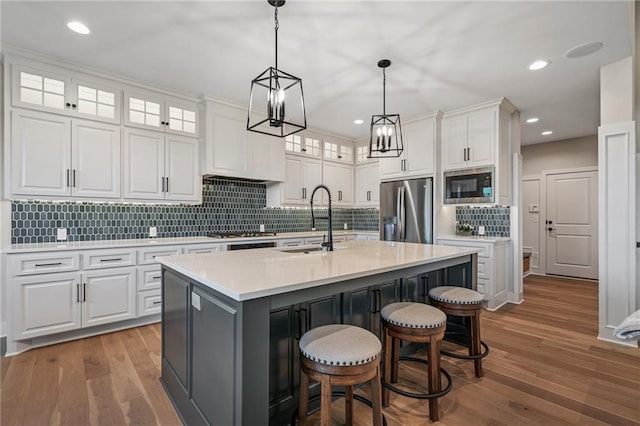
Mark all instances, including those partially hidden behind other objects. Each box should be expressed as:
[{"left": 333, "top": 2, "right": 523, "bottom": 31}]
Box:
[
  {"left": 298, "top": 324, "right": 384, "bottom": 426},
  {"left": 428, "top": 286, "right": 489, "bottom": 378},
  {"left": 380, "top": 302, "right": 452, "bottom": 422}
]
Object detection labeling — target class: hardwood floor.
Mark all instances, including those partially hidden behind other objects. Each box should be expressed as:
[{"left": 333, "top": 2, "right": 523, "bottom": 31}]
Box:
[{"left": 2, "top": 275, "right": 639, "bottom": 425}]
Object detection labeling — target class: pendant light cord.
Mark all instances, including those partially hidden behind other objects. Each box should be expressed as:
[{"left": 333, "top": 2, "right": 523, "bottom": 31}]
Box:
[
  {"left": 382, "top": 67, "right": 386, "bottom": 115},
  {"left": 274, "top": 6, "right": 279, "bottom": 70}
]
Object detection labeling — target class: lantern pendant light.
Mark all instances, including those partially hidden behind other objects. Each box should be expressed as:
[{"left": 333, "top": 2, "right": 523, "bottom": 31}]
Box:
[
  {"left": 368, "top": 59, "right": 403, "bottom": 158},
  {"left": 247, "top": 0, "right": 307, "bottom": 138}
]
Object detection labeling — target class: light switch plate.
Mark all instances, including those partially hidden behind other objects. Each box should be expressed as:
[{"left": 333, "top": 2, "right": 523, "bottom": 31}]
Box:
[
  {"left": 56, "top": 228, "right": 67, "bottom": 241},
  {"left": 149, "top": 226, "right": 157, "bottom": 237},
  {"left": 478, "top": 226, "right": 485, "bottom": 236}
]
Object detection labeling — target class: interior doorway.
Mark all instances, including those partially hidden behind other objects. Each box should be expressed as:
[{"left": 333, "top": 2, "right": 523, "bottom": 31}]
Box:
[{"left": 544, "top": 170, "right": 598, "bottom": 279}]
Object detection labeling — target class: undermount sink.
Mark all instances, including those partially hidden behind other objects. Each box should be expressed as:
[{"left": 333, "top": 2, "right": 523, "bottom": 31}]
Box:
[{"left": 277, "top": 245, "right": 346, "bottom": 254}]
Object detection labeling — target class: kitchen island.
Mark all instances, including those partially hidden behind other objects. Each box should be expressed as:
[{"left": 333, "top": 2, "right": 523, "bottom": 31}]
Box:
[{"left": 157, "top": 240, "right": 479, "bottom": 426}]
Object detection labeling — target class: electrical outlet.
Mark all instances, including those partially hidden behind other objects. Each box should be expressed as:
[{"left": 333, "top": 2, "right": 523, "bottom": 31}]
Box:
[
  {"left": 343, "top": 223, "right": 348, "bottom": 230},
  {"left": 56, "top": 228, "right": 67, "bottom": 241},
  {"left": 259, "top": 224, "right": 265, "bottom": 232},
  {"left": 149, "top": 226, "right": 157, "bottom": 238},
  {"left": 478, "top": 226, "right": 485, "bottom": 236}
]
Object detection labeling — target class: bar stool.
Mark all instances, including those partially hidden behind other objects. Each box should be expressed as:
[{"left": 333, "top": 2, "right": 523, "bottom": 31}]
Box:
[
  {"left": 298, "top": 324, "right": 383, "bottom": 426},
  {"left": 428, "top": 286, "right": 489, "bottom": 377},
  {"left": 381, "top": 302, "right": 452, "bottom": 422}
]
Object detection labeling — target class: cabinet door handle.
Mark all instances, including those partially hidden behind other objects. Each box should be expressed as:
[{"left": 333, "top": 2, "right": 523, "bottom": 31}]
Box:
[
  {"left": 76, "top": 283, "right": 80, "bottom": 303},
  {"left": 295, "top": 308, "right": 303, "bottom": 340},
  {"left": 467, "top": 147, "right": 471, "bottom": 161},
  {"left": 35, "top": 262, "right": 62, "bottom": 267},
  {"left": 152, "top": 301, "right": 162, "bottom": 305},
  {"left": 83, "top": 283, "right": 87, "bottom": 302},
  {"left": 66, "top": 169, "right": 71, "bottom": 187},
  {"left": 72, "top": 169, "right": 77, "bottom": 187},
  {"left": 152, "top": 275, "right": 161, "bottom": 280},
  {"left": 100, "top": 258, "right": 123, "bottom": 262},
  {"left": 338, "top": 190, "right": 342, "bottom": 201},
  {"left": 165, "top": 177, "right": 169, "bottom": 193}
]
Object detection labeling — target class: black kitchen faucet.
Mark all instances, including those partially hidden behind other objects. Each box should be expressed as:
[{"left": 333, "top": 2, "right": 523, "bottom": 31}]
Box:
[{"left": 309, "top": 184, "right": 333, "bottom": 251}]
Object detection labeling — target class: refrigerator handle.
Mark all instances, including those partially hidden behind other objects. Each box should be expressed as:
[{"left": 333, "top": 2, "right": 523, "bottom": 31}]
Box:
[
  {"left": 400, "top": 187, "right": 406, "bottom": 242},
  {"left": 396, "top": 186, "right": 402, "bottom": 241}
]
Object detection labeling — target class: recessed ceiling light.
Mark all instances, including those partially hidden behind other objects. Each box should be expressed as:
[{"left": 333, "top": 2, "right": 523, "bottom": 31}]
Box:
[
  {"left": 542, "top": 130, "right": 553, "bottom": 136},
  {"left": 526, "top": 118, "right": 539, "bottom": 124},
  {"left": 528, "top": 60, "right": 550, "bottom": 71},
  {"left": 66, "top": 21, "right": 91, "bottom": 35},
  {"left": 565, "top": 42, "right": 603, "bottom": 59},
  {"left": 353, "top": 119, "right": 364, "bottom": 125}
]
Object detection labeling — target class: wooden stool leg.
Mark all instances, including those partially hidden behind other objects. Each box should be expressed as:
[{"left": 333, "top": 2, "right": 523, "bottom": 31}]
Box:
[
  {"left": 382, "top": 327, "right": 392, "bottom": 407},
  {"left": 391, "top": 336, "right": 400, "bottom": 384},
  {"left": 299, "top": 369, "right": 310, "bottom": 426},
  {"left": 345, "top": 385, "right": 353, "bottom": 426},
  {"left": 427, "top": 338, "right": 441, "bottom": 422},
  {"left": 320, "top": 375, "right": 332, "bottom": 426},
  {"left": 472, "top": 310, "right": 483, "bottom": 377},
  {"left": 370, "top": 364, "right": 383, "bottom": 426}
]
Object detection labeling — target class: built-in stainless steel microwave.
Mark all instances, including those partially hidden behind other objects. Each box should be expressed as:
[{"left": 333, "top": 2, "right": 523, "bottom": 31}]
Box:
[{"left": 444, "top": 166, "right": 494, "bottom": 204}]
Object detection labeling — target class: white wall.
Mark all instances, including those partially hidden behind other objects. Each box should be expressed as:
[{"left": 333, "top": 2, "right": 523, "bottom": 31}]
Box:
[
  {"left": 601, "top": 56, "right": 634, "bottom": 124},
  {"left": 521, "top": 135, "right": 598, "bottom": 176}
]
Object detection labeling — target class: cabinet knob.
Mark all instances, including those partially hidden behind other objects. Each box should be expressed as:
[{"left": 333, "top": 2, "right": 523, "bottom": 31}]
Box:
[
  {"left": 66, "top": 102, "right": 71, "bottom": 108},
  {"left": 71, "top": 103, "right": 77, "bottom": 109}
]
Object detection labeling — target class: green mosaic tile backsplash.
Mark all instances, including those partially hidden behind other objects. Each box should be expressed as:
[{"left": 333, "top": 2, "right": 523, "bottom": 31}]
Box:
[
  {"left": 11, "top": 177, "right": 380, "bottom": 244},
  {"left": 455, "top": 205, "right": 510, "bottom": 237}
]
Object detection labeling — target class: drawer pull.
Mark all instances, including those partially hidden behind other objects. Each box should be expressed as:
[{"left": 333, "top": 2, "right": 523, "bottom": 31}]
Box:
[
  {"left": 35, "top": 262, "right": 63, "bottom": 267},
  {"left": 152, "top": 301, "right": 162, "bottom": 305},
  {"left": 152, "top": 275, "right": 161, "bottom": 280},
  {"left": 100, "top": 258, "right": 123, "bottom": 262}
]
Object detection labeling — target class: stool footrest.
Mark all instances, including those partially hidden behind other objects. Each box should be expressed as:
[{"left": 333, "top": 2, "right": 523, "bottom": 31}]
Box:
[
  {"left": 442, "top": 332, "right": 490, "bottom": 360},
  {"left": 382, "top": 356, "right": 452, "bottom": 400},
  {"left": 292, "top": 391, "right": 388, "bottom": 426}
]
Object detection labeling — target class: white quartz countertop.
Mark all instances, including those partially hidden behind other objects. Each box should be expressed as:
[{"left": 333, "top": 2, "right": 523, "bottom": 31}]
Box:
[
  {"left": 437, "top": 235, "right": 511, "bottom": 243},
  {"left": 157, "top": 240, "right": 481, "bottom": 301},
  {"left": 2, "top": 230, "right": 378, "bottom": 254}
]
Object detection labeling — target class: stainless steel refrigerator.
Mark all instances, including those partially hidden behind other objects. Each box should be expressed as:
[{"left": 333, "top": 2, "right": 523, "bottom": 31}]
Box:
[{"left": 380, "top": 177, "right": 433, "bottom": 244}]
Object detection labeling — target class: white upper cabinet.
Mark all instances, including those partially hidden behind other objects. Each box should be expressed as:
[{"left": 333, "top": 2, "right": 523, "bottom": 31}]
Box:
[
  {"left": 201, "top": 99, "right": 284, "bottom": 181},
  {"left": 323, "top": 161, "right": 354, "bottom": 206},
  {"left": 280, "top": 155, "right": 323, "bottom": 205},
  {"left": 11, "top": 63, "right": 121, "bottom": 124},
  {"left": 11, "top": 109, "right": 121, "bottom": 198},
  {"left": 323, "top": 138, "right": 354, "bottom": 164},
  {"left": 442, "top": 107, "right": 495, "bottom": 170},
  {"left": 441, "top": 98, "right": 517, "bottom": 205},
  {"left": 379, "top": 112, "right": 440, "bottom": 180},
  {"left": 355, "top": 162, "right": 380, "bottom": 207},
  {"left": 285, "top": 133, "right": 322, "bottom": 158},
  {"left": 124, "top": 89, "right": 199, "bottom": 138},
  {"left": 124, "top": 128, "right": 200, "bottom": 202}
]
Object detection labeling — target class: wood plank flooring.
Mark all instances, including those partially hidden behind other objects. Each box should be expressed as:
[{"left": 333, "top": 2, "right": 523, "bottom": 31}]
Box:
[{"left": 2, "top": 275, "right": 639, "bottom": 425}]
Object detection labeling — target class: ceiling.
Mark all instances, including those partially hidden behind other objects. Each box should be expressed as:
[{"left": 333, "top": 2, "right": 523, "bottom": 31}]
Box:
[{"left": 0, "top": 1, "right": 632, "bottom": 146}]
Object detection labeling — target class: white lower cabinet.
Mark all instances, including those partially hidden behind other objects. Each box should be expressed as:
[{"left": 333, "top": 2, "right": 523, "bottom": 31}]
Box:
[
  {"left": 81, "top": 267, "right": 137, "bottom": 327},
  {"left": 437, "top": 237, "right": 509, "bottom": 311},
  {"left": 138, "top": 289, "right": 162, "bottom": 316},
  {"left": 14, "top": 272, "right": 82, "bottom": 339}
]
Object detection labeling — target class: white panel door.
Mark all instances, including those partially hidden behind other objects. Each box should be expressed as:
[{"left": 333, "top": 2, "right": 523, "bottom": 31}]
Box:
[
  {"left": 441, "top": 116, "right": 467, "bottom": 171},
  {"left": 14, "top": 273, "right": 82, "bottom": 338},
  {"left": 165, "top": 97, "right": 199, "bottom": 137},
  {"left": 71, "top": 120, "right": 122, "bottom": 198},
  {"left": 165, "top": 134, "right": 200, "bottom": 202},
  {"left": 123, "top": 128, "right": 165, "bottom": 200},
  {"left": 81, "top": 268, "right": 136, "bottom": 327},
  {"left": 11, "top": 109, "right": 71, "bottom": 196},
  {"left": 304, "top": 157, "right": 324, "bottom": 204},
  {"left": 546, "top": 171, "right": 598, "bottom": 279},
  {"left": 284, "top": 155, "right": 304, "bottom": 204},
  {"left": 11, "top": 64, "right": 69, "bottom": 114},
  {"left": 337, "top": 164, "right": 354, "bottom": 205},
  {"left": 404, "top": 118, "right": 435, "bottom": 177},
  {"left": 322, "top": 162, "right": 339, "bottom": 204},
  {"left": 72, "top": 79, "right": 121, "bottom": 124},
  {"left": 124, "top": 90, "right": 164, "bottom": 132},
  {"left": 467, "top": 108, "right": 495, "bottom": 167}
]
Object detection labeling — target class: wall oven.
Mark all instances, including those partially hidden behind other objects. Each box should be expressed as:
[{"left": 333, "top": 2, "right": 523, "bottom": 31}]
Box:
[{"left": 444, "top": 166, "right": 494, "bottom": 204}]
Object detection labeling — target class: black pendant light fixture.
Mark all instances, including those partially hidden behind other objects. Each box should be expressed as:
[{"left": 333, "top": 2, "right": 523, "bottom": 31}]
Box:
[
  {"left": 368, "top": 59, "right": 403, "bottom": 158},
  {"left": 247, "top": 0, "right": 306, "bottom": 138}
]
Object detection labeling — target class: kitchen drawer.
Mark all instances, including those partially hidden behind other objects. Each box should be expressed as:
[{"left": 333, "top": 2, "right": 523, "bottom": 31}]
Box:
[
  {"left": 278, "top": 239, "right": 305, "bottom": 247},
  {"left": 137, "top": 265, "right": 162, "bottom": 291},
  {"left": 437, "top": 239, "right": 492, "bottom": 258},
  {"left": 138, "top": 289, "right": 162, "bottom": 316},
  {"left": 305, "top": 237, "right": 325, "bottom": 246},
  {"left": 137, "top": 246, "right": 182, "bottom": 265},
  {"left": 333, "top": 235, "right": 346, "bottom": 243},
  {"left": 10, "top": 252, "right": 80, "bottom": 276},
  {"left": 477, "top": 257, "right": 492, "bottom": 280},
  {"left": 82, "top": 249, "right": 136, "bottom": 270},
  {"left": 184, "top": 244, "right": 225, "bottom": 254}
]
